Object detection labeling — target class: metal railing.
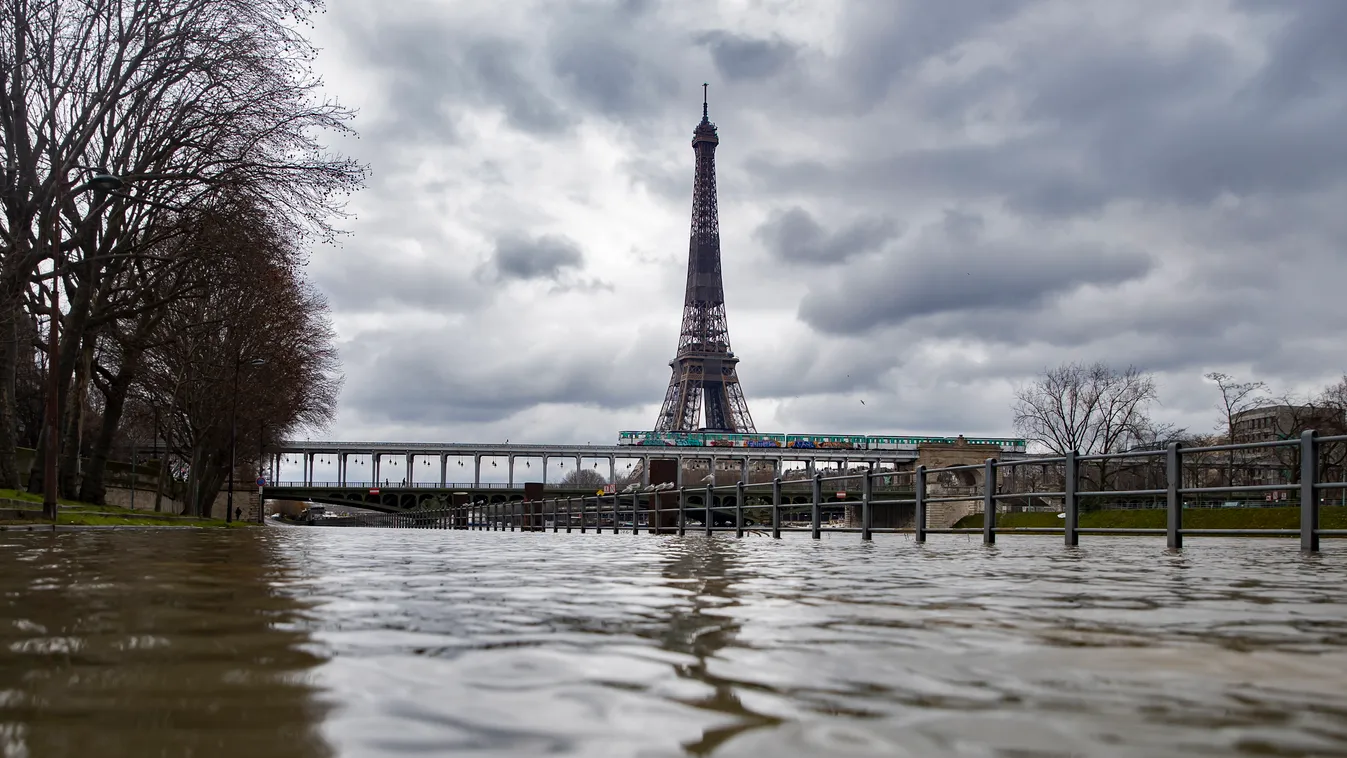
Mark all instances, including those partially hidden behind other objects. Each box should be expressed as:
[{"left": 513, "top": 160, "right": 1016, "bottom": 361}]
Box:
[{"left": 311, "top": 432, "right": 1346, "bottom": 553}]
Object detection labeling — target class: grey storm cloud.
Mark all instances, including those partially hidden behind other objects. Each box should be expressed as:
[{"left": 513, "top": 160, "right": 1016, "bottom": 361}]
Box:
[
  {"left": 798, "top": 212, "right": 1154, "bottom": 335},
  {"left": 754, "top": 207, "right": 902, "bottom": 265},
  {"left": 303, "top": 0, "right": 1347, "bottom": 447},
  {"left": 696, "top": 31, "right": 799, "bottom": 81},
  {"left": 485, "top": 233, "right": 585, "bottom": 282}
]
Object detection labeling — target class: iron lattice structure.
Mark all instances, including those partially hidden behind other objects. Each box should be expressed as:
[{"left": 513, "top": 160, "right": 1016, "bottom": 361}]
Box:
[{"left": 654, "top": 87, "right": 756, "bottom": 434}]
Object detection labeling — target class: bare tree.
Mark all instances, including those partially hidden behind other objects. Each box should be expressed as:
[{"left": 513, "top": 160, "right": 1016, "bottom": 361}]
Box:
[
  {"left": 1013, "top": 362, "right": 1160, "bottom": 490},
  {"left": 1, "top": 0, "right": 363, "bottom": 494},
  {"left": 1205, "top": 372, "right": 1268, "bottom": 487},
  {"left": 560, "top": 467, "right": 606, "bottom": 489}
]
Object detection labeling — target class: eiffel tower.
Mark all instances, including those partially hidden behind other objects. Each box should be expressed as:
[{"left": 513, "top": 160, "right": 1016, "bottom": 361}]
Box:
[{"left": 654, "top": 85, "right": 756, "bottom": 434}]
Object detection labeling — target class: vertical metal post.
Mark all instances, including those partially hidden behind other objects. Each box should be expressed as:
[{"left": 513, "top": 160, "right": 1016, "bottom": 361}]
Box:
[
  {"left": 1301, "top": 430, "right": 1319, "bottom": 553},
  {"left": 735, "top": 481, "right": 744, "bottom": 538},
  {"left": 860, "top": 469, "right": 872, "bottom": 541},
  {"left": 1064, "top": 450, "right": 1079, "bottom": 546},
  {"left": 678, "top": 487, "right": 686, "bottom": 536},
  {"left": 580, "top": 497, "right": 587, "bottom": 533},
  {"left": 811, "top": 472, "right": 822, "bottom": 539},
  {"left": 611, "top": 494, "right": 618, "bottom": 535},
  {"left": 1166, "top": 442, "right": 1182, "bottom": 550},
  {"left": 704, "top": 484, "right": 713, "bottom": 536},
  {"left": 914, "top": 466, "right": 926, "bottom": 543},
  {"left": 771, "top": 477, "right": 781, "bottom": 539},
  {"left": 632, "top": 493, "right": 640, "bottom": 535},
  {"left": 565, "top": 497, "right": 572, "bottom": 533},
  {"left": 983, "top": 458, "right": 997, "bottom": 545}
]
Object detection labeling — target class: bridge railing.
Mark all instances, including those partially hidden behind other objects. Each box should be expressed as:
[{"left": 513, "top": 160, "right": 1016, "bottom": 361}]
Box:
[
  {"left": 270, "top": 477, "right": 914, "bottom": 492},
  {"left": 302, "top": 432, "right": 1347, "bottom": 553}
]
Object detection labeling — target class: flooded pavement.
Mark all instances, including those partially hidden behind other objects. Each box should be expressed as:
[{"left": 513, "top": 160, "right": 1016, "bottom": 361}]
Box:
[{"left": 1, "top": 529, "right": 1345, "bottom": 757}]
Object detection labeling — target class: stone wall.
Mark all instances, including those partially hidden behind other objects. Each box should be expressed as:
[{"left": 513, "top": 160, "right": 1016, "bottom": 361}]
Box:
[
  {"left": 916, "top": 436, "right": 1001, "bottom": 530},
  {"left": 104, "top": 482, "right": 263, "bottom": 522}
]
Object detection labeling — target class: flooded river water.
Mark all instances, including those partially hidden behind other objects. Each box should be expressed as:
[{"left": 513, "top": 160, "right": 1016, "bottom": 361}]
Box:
[{"left": 1, "top": 528, "right": 1345, "bottom": 757}]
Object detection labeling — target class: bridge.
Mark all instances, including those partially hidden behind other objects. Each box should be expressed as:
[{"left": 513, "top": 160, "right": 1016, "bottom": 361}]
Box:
[{"left": 260, "top": 438, "right": 1016, "bottom": 514}]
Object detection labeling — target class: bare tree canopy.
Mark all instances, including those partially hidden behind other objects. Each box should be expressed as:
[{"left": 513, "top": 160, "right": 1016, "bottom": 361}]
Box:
[
  {"left": 1205, "top": 372, "right": 1269, "bottom": 488},
  {"left": 560, "top": 467, "right": 606, "bottom": 489},
  {"left": 0, "top": 0, "right": 363, "bottom": 509},
  {"left": 1013, "top": 362, "right": 1160, "bottom": 456}
]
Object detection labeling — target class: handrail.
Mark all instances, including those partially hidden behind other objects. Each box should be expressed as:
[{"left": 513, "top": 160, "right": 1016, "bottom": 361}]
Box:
[{"left": 299, "top": 430, "right": 1347, "bottom": 554}]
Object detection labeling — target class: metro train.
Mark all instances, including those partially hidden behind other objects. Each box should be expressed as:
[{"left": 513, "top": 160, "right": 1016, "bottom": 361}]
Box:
[{"left": 617, "top": 430, "right": 1027, "bottom": 453}]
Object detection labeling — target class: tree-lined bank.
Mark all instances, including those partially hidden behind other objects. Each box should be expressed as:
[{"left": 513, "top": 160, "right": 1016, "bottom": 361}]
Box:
[{"left": 0, "top": 0, "right": 362, "bottom": 515}]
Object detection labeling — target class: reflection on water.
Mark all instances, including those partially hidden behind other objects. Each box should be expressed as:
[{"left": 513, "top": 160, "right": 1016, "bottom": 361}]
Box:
[
  {"left": 1, "top": 529, "right": 1346, "bottom": 757},
  {"left": 0, "top": 531, "right": 332, "bottom": 758}
]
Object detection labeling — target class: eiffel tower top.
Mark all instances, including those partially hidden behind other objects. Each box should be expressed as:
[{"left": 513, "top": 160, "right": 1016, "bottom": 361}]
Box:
[{"left": 693, "top": 82, "right": 718, "bottom": 144}]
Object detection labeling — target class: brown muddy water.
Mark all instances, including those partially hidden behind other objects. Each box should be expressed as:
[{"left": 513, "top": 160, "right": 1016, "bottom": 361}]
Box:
[{"left": 1, "top": 528, "right": 1345, "bottom": 757}]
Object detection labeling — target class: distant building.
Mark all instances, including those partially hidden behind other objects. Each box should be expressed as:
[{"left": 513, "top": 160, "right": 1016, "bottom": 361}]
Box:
[
  {"left": 1228, "top": 404, "right": 1346, "bottom": 489},
  {"left": 1232, "top": 404, "right": 1344, "bottom": 443}
]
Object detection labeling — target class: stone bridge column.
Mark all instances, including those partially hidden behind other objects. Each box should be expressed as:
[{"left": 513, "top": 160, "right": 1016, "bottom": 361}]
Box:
[
  {"left": 642, "top": 455, "right": 650, "bottom": 487},
  {"left": 473, "top": 454, "right": 481, "bottom": 487},
  {"left": 608, "top": 456, "right": 615, "bottom": 484},
  {"left": 541, "top": 454, "right": 548, "bottom": 483},
  {"left": 372, "top": 453, "right": 381, "bottom": 486},
  {"left": 338, "top": 453, "right": 346, "bottom": 486},
  {"left": 406, "top": 453, "right": 414, "bottom": 485},
  {"left": 508, "top": 455, "right": 515, "bottom": 487},
  {"left": 439, "top": 454, "right": 447, "bottom": 487}
]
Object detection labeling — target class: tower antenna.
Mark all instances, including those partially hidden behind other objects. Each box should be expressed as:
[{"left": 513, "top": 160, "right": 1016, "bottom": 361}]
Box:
[{"left": 702, "top": 82, "right": 708, "bottom": 118}]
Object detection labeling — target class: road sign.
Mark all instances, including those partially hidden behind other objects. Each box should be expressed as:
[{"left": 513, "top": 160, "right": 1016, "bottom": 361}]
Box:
[
  {"left": 256, "top": 477, "right": 266, "bottom": 487},
  {"left": 369, "top": 488, "right": 380, "bottom": 495},
  {"left": 836, "top": 491, "right": 846, "bottom": 499},
  {"left": 603, "top": 484, "right": 616, "bottom": 494},
  {"left": 596, "top": 489, "right": 604, "bottom": 496}
]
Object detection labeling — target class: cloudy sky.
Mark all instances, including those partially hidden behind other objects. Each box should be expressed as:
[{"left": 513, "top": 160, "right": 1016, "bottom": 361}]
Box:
[{"left": 295, "top": 0, "right": 1347, "bottom": 447}]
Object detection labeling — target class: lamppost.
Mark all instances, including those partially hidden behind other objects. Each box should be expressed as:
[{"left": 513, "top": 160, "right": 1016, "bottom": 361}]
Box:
[
  {"left": 43, "top": 168, "right": 124, "bottom": 521},
  {"left": 257, "top": 418, "right": 267, "bottom": 523},
  {"left": 227, "top": 357, "right": 267, "bottom": 523}
]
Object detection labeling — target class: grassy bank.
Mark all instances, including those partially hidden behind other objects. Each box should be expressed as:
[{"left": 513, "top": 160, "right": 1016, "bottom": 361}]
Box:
[
  {"left": 0, "top": 489, "right": 246, "bottom": 528},
  {"left": 953, "top": 505, "right": 1347, "bottom": 532}
]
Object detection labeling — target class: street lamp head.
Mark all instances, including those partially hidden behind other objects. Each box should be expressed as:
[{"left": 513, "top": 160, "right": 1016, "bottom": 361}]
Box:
[{"left": 87, "top": 169, "right": 124, "bottom": 193}]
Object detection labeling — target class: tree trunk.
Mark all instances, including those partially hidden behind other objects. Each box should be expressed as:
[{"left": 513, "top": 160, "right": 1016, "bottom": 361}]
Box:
[
  {"left": 60, "top": 327, "right": 97, "bottom": 499},
  {"left": 79, "top": 345, "right": 143, "bottom": 504},
  {"left": 0, "top": 298, "right": 22, "bottom": 489}
]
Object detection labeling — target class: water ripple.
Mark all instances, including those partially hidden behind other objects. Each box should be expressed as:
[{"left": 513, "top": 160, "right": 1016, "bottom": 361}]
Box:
[{"left": 0, "top": 529, "right": 1344, "bottom": 756}]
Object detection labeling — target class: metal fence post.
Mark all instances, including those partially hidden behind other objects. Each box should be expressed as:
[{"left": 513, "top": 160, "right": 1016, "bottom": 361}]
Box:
[
  {"left": 565, "top": 497, "right": 572, "bottom": 533},
  {"left": 580, "top": 497, "right": 587, "bottom": 533},
  {"left": 633, "top": 493, "right": 641, "bottom": 535},
  {"left": 611, "top": 494, "right": 619, "bottom": 535},
  {"left": 1064, "top": 450, "right": 1079, "bottom": 546},
  {"left": 705, "top": 484, "right": 713, "bottom": 536},
  {"left": 983, "top": 458, "right": 997, "bottom": 545},
  {"left": 678, "top": 487, "right": 686, "bottom": 536},
  {"left": 861, "top": 468, "right": 873, "bottom": 541},
  {"left": 771, "top": 477, "right": 782, "bottom": 539},
  {"left": 811, "top": 472, "right": 822, "bottom": 539},
  {"left": 914, "top": 465, "right": 926, "bottom": 543},
  {"left": 735, "top": 481, "right": 745, "bottom": 538},
  {"left": 1166, "top": 442, "right": 1182, "bottom": 550},
  {"left": 1301, "top": 430, "right": 1319, "bottom": 553}
]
